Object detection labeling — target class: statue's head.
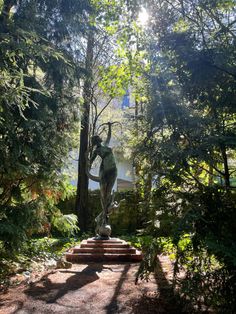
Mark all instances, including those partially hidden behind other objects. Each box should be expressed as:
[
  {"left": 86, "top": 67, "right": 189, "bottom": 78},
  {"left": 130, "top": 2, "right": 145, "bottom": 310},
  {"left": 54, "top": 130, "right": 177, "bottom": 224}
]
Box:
[{"left": 91, "top": 135, "right": 102, "bottom": 146}]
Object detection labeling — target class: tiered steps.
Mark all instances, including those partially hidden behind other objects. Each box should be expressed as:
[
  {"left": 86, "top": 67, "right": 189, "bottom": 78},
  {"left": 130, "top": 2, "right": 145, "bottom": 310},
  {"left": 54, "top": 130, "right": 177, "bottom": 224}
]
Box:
[{"left": 65, "top": 238, "right": 142, "bottom": 263}]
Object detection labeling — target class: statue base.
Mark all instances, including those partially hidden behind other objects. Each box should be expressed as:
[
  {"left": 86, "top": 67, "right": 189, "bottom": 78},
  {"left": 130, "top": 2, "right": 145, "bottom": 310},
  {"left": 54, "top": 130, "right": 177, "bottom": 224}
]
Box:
[
  {"left": 65, "top": 238, "right": 143, "bottom": 263},
  {"left": 94, "top": 235, "right": 110, "bottom": 240},
  {"left": 96, "top": 224, "right": 111, "bottom": 238}
]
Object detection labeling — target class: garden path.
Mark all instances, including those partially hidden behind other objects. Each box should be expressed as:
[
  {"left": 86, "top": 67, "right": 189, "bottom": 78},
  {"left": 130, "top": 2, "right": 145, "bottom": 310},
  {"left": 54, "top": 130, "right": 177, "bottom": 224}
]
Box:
[{"left": 0, "top": 256, "right": 185, "bottom": 314}]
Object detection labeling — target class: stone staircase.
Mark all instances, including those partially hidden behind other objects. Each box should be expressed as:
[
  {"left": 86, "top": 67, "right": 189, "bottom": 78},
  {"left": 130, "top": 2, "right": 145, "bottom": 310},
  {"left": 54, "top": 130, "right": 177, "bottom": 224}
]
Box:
[{"left": 65, "top": 238, "right": 142, "bottom": 263}]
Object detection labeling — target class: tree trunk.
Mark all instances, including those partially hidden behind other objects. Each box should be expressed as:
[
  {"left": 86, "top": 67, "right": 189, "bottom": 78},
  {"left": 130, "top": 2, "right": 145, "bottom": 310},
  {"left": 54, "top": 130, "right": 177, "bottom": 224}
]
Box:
[
  {"left": 76, "top": 31, "right": 94, "bottom": 232},
  {"left": 220, "top": 144, "right": 230, "bottom": 189},
  {"left": 208, "top": 165, "right": 214, "bottom": 186}
]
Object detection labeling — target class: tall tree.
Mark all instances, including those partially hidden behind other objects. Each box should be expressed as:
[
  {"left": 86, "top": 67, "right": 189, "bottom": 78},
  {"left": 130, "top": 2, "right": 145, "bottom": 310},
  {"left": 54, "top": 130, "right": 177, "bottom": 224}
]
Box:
[
  {"left": 75, "top": 0, "right": 136, "bottom": 232},
  {"left": 0, "top": 0, "right": 91, "bottom": 248},
  {"left": 129, "top": 0, "right": 236, "bottom": 310},
  {"left": 76, "top": 28, "right": 95, "bottom": 232}
]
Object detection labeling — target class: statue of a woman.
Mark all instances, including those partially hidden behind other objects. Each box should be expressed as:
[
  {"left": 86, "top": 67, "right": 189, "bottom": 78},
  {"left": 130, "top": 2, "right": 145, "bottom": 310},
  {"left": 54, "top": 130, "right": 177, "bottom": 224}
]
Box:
[{"left": 88, "top": 122, "right": 117, "bottom": 237}]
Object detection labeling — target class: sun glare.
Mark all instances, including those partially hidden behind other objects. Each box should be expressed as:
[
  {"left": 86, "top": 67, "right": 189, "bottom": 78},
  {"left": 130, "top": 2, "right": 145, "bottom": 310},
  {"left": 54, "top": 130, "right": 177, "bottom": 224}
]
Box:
[{"left": 138, "top": 8, "right": 149, "bottom": 26}]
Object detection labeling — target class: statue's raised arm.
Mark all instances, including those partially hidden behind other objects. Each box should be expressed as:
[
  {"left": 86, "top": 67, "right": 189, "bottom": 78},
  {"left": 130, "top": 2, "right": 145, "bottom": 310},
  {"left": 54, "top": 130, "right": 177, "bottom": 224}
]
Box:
[{"left": 104, "top": 122, "right": 112, "bottom": 146}]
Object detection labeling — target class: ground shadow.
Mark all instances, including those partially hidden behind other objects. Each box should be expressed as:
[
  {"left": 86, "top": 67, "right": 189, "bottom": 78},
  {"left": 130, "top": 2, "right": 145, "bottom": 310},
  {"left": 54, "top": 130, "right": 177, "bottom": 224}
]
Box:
[
  {"left": 1, "top": 259, "right": 198, "bottom": 314},
  {"left": 25, "top": 263, "right": 109, "bottom": 304},
  {"left": 105, "top": 264, "right": 131, "bottom": 313},
  {"left": 132, "top": 256, "right": 196, "bottom": 313}
]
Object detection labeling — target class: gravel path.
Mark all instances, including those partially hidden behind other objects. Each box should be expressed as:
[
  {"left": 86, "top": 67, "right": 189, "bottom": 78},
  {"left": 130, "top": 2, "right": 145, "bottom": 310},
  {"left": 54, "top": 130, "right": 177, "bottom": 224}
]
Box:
[{"left": 0, "top": 257, "right": 184, "bottom": 314}]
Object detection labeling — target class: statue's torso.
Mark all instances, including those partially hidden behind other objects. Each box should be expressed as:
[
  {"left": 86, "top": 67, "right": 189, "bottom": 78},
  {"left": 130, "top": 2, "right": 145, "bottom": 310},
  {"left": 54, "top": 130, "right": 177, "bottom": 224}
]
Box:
[{"left": 95, "top": 146, "right": 117, "bottom": 175}]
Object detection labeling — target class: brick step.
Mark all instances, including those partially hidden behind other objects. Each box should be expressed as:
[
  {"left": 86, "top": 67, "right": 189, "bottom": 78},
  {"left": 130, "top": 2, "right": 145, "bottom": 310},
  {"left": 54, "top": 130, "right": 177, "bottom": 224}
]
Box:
[
  {"left": 66, "top": 252, "right": 142, "bottom": 263},
  {"left": 80, "top": 243, "right": 130, "bottom": 248},
  {"left": 86, "top": 238, "right": 123, "bottom": 244},
  {"left": 65, "top": 238, "right": 143, "bottom": 263},
  {"left": 73, "top": 247, "right": 136, "bottom": 254}
]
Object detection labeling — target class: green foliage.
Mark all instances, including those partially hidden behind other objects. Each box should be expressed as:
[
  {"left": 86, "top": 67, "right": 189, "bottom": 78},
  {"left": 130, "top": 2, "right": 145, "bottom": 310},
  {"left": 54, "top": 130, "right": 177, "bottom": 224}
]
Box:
[
  {"left": 0, "top": 201, "right": 43, "bottom": 250},
  {"left": 98, "top": 64, "right": 131, "bottom": 98},
  {"left": 0, "top": 236, "right": 81, "bottom": 286},
  {"left": 22, "top": 236, "right": 81, "bottom": 259},
  {"left": 125, "top": 0, "right": 236, "bottom": 311},
  {"left": 1, "top": 0, "right": 235, "bottom": 310},
  {"left": 52, "top": 213, "right": 79, "bottom": 237},
  {"left": 0, "top": 0, "right": 92, "bottom": 250}
]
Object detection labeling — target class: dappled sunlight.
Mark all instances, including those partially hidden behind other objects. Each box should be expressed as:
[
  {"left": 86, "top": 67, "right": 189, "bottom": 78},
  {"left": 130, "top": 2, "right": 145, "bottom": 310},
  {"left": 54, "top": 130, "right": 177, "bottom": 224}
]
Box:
[
  {"left": 138, "top": 8, "right": 149, "bottom": 26},
  {"left": 104, "top": 264, "right": 130, "bottom": 313},
  {"left": 0, "top": 0, "right": 235, "bottom": 312},
  {"left": 0, "top": 258, "right": 206, "bottom": 313}
]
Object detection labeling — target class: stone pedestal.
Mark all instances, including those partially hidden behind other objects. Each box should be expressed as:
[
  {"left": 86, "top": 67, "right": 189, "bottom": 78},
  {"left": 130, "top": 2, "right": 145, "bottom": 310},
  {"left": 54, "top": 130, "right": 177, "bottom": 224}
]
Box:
[{"left": 65, "top": 238, "right": 142, "bottom": 263}]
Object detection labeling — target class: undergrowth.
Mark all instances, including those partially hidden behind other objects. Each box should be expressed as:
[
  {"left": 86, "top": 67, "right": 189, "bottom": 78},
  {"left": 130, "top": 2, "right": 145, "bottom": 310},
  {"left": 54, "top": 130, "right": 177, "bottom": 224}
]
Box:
[{"left": 0, "top": 236, "right": 81, "bottom": 288}]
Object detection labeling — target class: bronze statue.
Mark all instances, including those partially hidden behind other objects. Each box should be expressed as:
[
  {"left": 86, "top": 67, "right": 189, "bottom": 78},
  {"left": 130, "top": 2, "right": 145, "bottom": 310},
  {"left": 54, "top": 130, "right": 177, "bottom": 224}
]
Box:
[{"left": 87, "top": 122, "right": 119, "bottom": 238}]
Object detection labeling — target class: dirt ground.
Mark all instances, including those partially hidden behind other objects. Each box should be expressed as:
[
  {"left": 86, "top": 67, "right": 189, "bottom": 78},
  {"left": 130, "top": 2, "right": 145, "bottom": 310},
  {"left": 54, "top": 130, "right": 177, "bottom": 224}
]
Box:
[{"left": 0, "top": 256, "right": 186, "bottom": 314}]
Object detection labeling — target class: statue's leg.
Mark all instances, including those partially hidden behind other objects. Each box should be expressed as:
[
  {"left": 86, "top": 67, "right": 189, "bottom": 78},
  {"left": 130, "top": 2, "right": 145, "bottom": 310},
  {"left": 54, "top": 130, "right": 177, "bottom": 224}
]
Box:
[
  {"left": 96, "top": 170, "right": 117, "bottom": 238},
  {"left": 100, "top": 168, "right": 117, "bottom": 225},
  {"left": 100, "top": 181, "right": 108, "bottom": 224},
  {"left": 95, "top": 211, "right": 103, "bottom": 236},
  {"left": 100, "top": 186, "right": 111, "bottom": 224},
  {"left": 100, "top": 187, "right": 106, "bottom": 212},
  {"left": 103, "top": 172, "right": 117, "bottom": 220}
]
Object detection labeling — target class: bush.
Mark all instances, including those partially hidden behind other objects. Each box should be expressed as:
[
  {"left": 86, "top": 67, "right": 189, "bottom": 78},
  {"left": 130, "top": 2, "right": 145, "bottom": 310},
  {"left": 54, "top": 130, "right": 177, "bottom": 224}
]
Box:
[
  {"left": 51, "top": 213, "right": 79, "bottom": 237},
  {"left": 136, "top": 185, "right": 236, "bottom": 312}
]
